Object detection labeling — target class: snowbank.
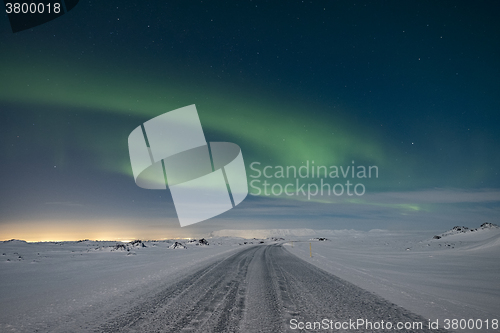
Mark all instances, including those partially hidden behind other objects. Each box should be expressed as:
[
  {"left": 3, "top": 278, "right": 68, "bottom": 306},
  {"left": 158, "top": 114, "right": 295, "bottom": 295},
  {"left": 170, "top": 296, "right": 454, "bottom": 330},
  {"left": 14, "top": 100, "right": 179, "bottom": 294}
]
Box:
[
  {"left": 0, "top": 238, "right": 243, "bottom": 332},
  {"left": 285, "top": 225, "right": 500, "bottom": 333}
]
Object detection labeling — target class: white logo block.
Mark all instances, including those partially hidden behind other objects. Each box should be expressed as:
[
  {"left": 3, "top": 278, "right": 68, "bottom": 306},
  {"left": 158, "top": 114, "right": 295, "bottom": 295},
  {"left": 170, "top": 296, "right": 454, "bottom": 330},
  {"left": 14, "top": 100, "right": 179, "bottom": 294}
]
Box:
[{"left": 128, "top": 105, "right": 248, "bottom": 226}]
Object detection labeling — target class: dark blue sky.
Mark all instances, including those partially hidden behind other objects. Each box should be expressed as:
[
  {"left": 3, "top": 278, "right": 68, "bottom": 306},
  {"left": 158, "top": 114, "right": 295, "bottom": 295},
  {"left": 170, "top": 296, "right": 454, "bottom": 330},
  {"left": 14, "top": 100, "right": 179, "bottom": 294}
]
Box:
[{"left": 1, "top": 1, "right": 499, "bottom": 240}]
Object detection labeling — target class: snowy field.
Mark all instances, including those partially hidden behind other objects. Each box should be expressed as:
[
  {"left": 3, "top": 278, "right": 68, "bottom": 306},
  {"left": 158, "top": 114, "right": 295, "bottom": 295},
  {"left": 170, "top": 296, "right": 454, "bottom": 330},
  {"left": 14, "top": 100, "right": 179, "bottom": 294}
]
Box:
[
  {"left": 284, "top": 224, "right": 500, "bottom": 332},
  {"left": 1, "top": 224, "right": 499, "bottom": 332},
  {"left": 0, "top": 238, "right": 245, "bottom": 332}
]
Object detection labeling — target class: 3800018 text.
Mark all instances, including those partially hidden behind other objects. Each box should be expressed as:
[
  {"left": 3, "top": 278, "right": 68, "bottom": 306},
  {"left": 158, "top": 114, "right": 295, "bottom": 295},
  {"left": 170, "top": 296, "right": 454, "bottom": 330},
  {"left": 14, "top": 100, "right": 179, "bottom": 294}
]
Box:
[
  {"left": 443, "top": 319, "right": 498, "bottom": 330},
  {"left": 5, "top": 2, "right": 61, "bottom": 14}
]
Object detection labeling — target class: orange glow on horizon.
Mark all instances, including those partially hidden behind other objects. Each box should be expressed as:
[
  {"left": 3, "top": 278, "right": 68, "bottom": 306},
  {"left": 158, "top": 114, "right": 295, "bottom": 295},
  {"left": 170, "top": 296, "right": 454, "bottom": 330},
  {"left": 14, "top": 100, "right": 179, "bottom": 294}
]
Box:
[{"left": 0, "top": 218, "right": 191, "bottom": 242}]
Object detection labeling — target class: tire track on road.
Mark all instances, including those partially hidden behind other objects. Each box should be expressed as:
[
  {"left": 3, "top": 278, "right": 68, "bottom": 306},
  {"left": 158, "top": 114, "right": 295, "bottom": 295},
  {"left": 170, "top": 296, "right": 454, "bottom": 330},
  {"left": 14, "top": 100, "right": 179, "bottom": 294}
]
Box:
[{"left": 98, "top": 244, "right": 449, "bottom": 333}]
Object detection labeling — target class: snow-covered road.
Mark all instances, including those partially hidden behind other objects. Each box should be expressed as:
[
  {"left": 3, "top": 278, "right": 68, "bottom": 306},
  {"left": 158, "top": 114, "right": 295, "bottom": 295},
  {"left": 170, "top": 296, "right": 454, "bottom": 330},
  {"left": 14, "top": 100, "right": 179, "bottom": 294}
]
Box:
[
  {"left": 77, "top": 245, "right": 448, "bottom": 333},
  {"left": 3, "top": 227, "right": 497, "bottom": 332}
]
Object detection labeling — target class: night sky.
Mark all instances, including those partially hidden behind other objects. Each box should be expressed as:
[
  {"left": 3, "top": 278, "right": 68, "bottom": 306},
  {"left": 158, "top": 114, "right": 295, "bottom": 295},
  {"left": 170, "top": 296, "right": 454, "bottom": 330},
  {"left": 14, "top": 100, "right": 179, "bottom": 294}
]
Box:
[{"left": 1, "top": 1, "right": 499, "bottom": 241}]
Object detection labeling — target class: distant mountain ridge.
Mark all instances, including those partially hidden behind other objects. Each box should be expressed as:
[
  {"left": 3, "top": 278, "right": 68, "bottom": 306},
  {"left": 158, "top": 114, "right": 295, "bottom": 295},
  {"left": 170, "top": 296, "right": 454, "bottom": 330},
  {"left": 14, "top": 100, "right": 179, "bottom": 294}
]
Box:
[{"left": 208, "top": 228, "right": 358, "bottom": 239}]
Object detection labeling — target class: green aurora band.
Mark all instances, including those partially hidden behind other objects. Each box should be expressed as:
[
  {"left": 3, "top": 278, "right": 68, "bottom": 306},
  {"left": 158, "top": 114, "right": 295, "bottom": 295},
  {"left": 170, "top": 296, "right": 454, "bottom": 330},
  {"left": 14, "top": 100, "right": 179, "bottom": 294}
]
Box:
[{"left": 1, "top": 52, "right": 492, "bottom": 215}]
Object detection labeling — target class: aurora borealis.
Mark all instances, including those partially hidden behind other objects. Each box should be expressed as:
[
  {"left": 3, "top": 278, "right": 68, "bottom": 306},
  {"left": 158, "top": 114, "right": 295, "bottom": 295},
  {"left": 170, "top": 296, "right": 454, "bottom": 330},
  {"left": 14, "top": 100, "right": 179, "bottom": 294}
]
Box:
[{"left": 1, "top": 1, "right": 499, "bottom": 240}]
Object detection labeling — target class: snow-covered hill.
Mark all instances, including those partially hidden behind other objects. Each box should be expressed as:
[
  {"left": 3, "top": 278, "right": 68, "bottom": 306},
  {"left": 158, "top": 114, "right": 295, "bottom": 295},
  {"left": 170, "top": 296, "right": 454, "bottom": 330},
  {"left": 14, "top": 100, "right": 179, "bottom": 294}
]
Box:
[{"left": 433, "top": 222, "right": 498, "bottom": 239}]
